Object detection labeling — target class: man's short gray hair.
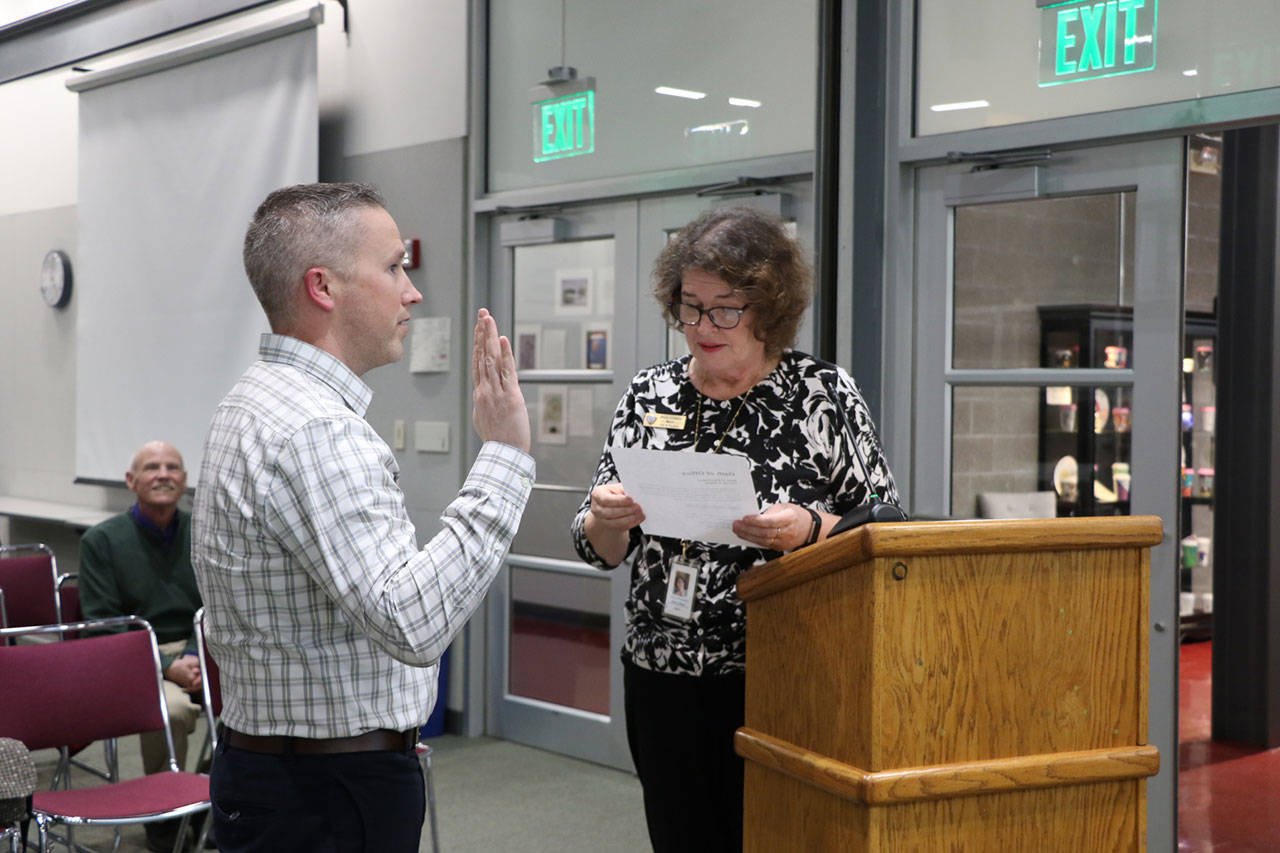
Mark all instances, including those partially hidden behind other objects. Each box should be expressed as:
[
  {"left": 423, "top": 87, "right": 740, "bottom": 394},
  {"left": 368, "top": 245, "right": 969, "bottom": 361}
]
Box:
[{"left": 242, "top": 182, "right": 387, "bottom": 330}]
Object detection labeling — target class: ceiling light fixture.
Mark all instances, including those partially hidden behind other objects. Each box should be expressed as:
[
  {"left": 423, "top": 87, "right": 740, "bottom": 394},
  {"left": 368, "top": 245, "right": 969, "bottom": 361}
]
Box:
[
  {"left": 728, "top": 97, "right": 762, "bottom": 108},
  {"left": 687, "top": 120, "right": 749, "bottom": 136},
  {"left": 930, "top": 99, "right": 991, "bottom": 112},
  {"left": 655, "top": 86, "right": 706, "bottom": 100},
  {"left": 530, "top": 0, "right": 593, "bottom": 102}
]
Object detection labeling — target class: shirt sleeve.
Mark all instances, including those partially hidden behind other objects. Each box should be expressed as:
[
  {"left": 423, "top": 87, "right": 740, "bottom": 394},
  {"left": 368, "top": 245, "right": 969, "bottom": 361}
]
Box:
[
  {"left": 831, "top": 367, "right": 902, "bottom": 510},
  {"left": 267, "top": 414, "right": 534, "bottom": 667},
  {"left": 77, "top": 527, "right": 124, "bottom": 628}
]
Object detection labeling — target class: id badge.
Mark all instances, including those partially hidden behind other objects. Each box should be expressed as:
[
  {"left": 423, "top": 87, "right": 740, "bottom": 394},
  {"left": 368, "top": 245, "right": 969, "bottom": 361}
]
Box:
[{"left": 663, "top": 560, "right": 700, "bottom": 621}]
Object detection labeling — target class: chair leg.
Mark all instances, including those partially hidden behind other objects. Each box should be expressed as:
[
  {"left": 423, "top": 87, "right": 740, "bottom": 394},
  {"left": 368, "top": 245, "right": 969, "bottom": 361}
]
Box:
[
  {"left": 418, "top": 744, "right": 439, "bottom": 853},
  {"left": 104, "top": 738, "right": 119, "bottom": 784},
  {"left": 1, "top": 823, "right": 21, "bottom": 853},
  {"left": 54, "top": 738, "right": 120, "bottom": 789},
  {"left": 170, "top": 815, "right": 192, "bottom": 853},
  {"left": 194, "top": 726, "right": 212, "bottom": 775},
  {"left": 194, "top": 810, "right": 212, "bottom": 851},
  {"left": 51, "top": 747, "right": 69, "bottom": 790}
]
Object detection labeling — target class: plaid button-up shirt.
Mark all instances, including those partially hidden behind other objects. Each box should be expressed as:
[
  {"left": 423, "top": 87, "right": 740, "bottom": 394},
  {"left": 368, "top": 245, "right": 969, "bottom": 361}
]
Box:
[{"left": 193, "top": 334, "right": 533, "bottom": 738}]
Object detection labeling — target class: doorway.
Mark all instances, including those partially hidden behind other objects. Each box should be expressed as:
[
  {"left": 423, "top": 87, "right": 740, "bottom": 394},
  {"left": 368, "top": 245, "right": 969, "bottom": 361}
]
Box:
[
  {"left": 483, "top": 182, "right": 814, "bottom": 770},
  {"left": 912, "top": 137, "right": 1186, "bottom": 848}
]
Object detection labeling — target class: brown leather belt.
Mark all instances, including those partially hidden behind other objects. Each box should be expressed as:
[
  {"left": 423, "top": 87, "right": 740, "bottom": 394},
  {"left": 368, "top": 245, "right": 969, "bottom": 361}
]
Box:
[{"left": 221, "top": 725, "right": 417, "bottom": 755}]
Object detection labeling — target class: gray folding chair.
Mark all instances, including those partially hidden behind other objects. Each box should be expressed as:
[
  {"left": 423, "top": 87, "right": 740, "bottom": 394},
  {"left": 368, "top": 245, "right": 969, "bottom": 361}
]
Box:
[{"left": 415, "top": 740, "right": 440, "bottom": 853}]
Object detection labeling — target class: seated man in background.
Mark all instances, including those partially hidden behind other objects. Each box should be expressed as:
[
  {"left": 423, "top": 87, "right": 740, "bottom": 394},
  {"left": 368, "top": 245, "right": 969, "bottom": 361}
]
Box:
[{"left": 79, "top": 440, "right": 204, "bottom": 852}]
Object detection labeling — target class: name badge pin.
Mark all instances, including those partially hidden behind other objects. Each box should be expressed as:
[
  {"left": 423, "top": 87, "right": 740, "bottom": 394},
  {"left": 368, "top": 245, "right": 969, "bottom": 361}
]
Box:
[{"left": 643, "top": 412, "right": 687, "bottom": 430}]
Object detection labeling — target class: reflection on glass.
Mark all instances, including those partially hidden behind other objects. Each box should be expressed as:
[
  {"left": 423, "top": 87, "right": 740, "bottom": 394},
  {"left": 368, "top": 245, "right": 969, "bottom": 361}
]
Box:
[
  {"left": 1181, "top": 135, "right": 1220, "bottom": 623},
  {"left": 511, "top": 238, "right": 617, "bottom": 499},
  {"left": 952, "top": 192, "right": 1135, "bottom": 369},
  {"left": 511, "top": 489, "right": 591, "bottom": 562},
  {"left": 514, "top": 238, "right": 615, "bottom": 372},
  {"left": 508, "top": 567, "right": 610, "bottom": 715},
  {"left": 951, "top": 385, "right": 1133, "bottom": 520},
  {"left": 1180, "top": 326, "right": 1216, "bottom": 609},
  {"left": 487, "top": 0, "right": 816, "bottom": 192},
  {"left": 917, "top": 4, "right": 1280, "bottom": 135}
]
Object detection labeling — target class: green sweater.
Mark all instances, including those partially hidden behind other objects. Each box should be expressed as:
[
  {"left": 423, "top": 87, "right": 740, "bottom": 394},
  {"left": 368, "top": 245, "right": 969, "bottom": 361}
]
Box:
[{"left": 79, "top": 507, "right": 201, "bottom": 671}]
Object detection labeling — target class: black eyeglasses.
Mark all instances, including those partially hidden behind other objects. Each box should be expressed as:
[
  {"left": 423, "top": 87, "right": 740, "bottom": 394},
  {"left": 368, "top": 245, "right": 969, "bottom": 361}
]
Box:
[{"left": 668, "top": 301, "right": 750, "bottom": 330}]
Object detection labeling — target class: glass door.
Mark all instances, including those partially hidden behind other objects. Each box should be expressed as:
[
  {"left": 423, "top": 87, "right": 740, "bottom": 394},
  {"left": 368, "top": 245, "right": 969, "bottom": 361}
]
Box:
[
  {"left": 485, "top": 201, "right": 638, "bottom": 770},
  {"left": 913, "top": 138, "right": 1185, "bottom": 850},
  {"left": 484, "top": 183, "right": 814, "bottom": 770}
]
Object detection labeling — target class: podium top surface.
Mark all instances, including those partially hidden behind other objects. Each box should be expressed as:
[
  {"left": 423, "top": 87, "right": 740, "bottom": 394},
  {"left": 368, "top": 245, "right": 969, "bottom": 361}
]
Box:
[{"left": 737, "top": 515, "right": 1163, "bottom": 602}]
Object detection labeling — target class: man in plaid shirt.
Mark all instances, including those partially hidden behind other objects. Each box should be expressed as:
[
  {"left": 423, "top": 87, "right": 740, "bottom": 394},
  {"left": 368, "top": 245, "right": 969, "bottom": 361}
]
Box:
[{"left": 193, "top": 183, "right": 532, "bottom": 852}]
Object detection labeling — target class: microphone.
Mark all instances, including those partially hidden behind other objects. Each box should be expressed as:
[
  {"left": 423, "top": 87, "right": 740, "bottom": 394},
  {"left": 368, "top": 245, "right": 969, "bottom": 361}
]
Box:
[
  {"left": 0, "top": 737, "right": 35, "bottom": 825},
  {"left": 820, "top": 368, "right": 908, "bottom": 536}
]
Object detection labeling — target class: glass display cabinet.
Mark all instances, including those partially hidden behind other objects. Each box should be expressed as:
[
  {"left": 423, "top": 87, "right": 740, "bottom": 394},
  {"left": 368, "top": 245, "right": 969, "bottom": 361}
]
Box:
[
  {"left": 1037, "top": 305, "right": 1136, "bottom": 518},
  {"left": 1037, "top": 304, "right": 1217, "bottom": 638}
]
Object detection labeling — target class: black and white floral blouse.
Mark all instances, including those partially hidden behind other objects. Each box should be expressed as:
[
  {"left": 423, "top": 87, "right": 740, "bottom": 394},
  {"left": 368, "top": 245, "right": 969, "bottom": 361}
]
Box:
[{"left": 570, "top": 350, "right": 900, "bottom": 677}]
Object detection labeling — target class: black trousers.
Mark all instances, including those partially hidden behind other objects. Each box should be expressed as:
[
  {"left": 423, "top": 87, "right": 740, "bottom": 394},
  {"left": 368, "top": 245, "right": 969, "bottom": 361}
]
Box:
[
  {"left": 623, "top": 660, "right": 746, "bottom": 853},
  {"left": 210, "top": 735, "right": 425, "bottom": 853}
]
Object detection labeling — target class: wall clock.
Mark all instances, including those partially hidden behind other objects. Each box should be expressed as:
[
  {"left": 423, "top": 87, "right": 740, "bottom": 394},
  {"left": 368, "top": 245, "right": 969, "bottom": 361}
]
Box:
[{"left": 41, "top": 249, "right": 73, "bottom": 308}]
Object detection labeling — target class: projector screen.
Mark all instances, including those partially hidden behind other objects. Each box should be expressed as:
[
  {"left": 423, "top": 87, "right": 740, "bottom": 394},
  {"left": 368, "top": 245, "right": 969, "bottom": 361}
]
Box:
[{"left": 72, "top": 14, "right": 318, "bottom": 486}]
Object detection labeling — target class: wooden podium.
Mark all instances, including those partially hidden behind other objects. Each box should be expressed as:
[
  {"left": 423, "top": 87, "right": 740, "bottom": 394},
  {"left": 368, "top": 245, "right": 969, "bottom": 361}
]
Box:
[{"left": 734, "top": 516, "right": 1163, "bottom": 851}]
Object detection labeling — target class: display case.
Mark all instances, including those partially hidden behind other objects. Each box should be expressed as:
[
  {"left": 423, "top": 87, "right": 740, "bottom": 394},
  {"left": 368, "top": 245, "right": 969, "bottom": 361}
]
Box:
[
  {"left": 1037, "top": 304, "right": 1217, "bottom": 638},
  {"left": 1037, "top": 305, "right": 1135, "bottom": 518},
  {"left": 1180, "top": 317, "right": 1217, "bottom": 640}
]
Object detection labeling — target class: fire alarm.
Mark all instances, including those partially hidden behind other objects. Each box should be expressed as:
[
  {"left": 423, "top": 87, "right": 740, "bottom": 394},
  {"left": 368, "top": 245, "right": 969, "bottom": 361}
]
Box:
[{"left": 402, "top": 238, "right": 421, "bottom": 270}]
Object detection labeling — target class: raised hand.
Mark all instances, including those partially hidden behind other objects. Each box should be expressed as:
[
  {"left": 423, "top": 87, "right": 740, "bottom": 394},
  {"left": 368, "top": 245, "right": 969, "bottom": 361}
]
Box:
[{"left": 472, "top": 308, "right": 530, "bottom": 452}]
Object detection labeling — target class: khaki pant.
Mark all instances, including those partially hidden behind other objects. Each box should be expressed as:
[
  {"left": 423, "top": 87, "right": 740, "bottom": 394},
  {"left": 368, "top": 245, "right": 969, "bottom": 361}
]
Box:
[{"left": 140, "top": 638, "right": 204, "bottom": 775}]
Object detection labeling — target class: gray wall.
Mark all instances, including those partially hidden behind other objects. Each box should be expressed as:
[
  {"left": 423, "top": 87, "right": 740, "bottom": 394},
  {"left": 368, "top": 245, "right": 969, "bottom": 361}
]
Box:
[
  {"left": 0, "top": 204, "right": 138, "bottom": 563},
  {"left": 342, "top": 137, "right": 472, "bottom": 536},
  {"left": 0, "top": 0, "right": 476, "bottom": 716}
]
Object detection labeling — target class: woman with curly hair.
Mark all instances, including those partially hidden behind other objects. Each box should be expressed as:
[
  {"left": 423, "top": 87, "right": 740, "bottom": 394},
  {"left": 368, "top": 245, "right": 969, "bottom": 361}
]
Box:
[{"left": 571, "top": 205, "right": 900, "bottom": 852}]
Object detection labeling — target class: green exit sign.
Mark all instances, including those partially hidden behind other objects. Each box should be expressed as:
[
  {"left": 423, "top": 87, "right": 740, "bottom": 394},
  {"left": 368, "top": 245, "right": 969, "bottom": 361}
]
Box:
[
  {"left": 1039, "top": 0, "right": 1157, "bottom": 87},
  {"left": 533, "top": 90, "right": 595, "bottom": 163}
]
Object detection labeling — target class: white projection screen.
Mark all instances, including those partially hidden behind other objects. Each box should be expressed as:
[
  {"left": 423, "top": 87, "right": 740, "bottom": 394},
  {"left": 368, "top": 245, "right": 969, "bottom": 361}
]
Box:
[{"left": 71, "top": 10, "right": 318, "bottom": 486}]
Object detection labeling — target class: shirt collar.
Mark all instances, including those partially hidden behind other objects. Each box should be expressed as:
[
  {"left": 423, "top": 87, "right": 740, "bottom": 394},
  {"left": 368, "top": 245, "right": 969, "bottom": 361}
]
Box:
[
  {"left": 128, "top": 503, "right": 180, "bottom": 547},
  {"left": 258, "top": 333, "right": 373, "bottom": 416}
]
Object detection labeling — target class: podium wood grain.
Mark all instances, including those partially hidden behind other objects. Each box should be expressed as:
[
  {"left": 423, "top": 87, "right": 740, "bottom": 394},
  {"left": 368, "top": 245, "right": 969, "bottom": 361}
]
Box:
[{"left": 735, "top": 516, "right": 1162, "bottom": 851}]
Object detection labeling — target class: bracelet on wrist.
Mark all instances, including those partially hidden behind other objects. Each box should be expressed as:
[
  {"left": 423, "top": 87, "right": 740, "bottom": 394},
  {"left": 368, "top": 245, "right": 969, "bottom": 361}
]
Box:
[{"left": 804, "top": 506, "right": 822, "bottom": 546}]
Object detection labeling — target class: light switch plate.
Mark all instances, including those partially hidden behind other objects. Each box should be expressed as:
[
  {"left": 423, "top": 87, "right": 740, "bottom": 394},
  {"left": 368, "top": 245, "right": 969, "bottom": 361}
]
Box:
[
  {"left": 414, "top": 421, "right": 449, "bottom": 453},
  {"left": 392, "top": 419, "right": 406, "bottom": 450}
]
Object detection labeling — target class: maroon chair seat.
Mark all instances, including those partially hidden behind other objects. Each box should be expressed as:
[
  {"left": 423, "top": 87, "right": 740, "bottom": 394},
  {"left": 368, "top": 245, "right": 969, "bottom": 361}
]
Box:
[
  {"left": 0, "top": 617, "right": 210, "bottom": 853},
  {"left": 33, "top": 771, "right": 209, "bottom": 822},
  {"left": 0, "top": 543, "right": 104, "bottom": 788}
]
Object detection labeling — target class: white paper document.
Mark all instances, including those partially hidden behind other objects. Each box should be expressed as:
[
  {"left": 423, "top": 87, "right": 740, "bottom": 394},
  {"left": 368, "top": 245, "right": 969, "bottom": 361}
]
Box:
[{"left": 611, "top": 447, "right": 760, "bottom": 547}]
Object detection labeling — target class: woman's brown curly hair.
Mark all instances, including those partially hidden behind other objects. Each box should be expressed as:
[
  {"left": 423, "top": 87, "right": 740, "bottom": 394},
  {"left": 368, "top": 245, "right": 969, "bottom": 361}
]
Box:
[{"left": 653, "top": 205, "right": 811, "bottom": 358}]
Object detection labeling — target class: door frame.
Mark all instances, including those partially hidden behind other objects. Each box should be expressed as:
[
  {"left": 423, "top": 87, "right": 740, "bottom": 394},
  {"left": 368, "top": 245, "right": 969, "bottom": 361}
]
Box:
[
  {"left": 476, "top": 182, "right": 815, "bottom": 770},
  {"left": 482, "top": 200, "right": 638, "bottom": 771},
  {"left": 907, "top": 137, "right": 1185, "bottom": 849}
]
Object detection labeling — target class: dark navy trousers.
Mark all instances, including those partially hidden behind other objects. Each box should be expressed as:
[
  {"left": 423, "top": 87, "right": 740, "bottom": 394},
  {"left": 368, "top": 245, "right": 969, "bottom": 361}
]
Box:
[{"left": 210, "top": 735, "right": 425, "bottom": 852}]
